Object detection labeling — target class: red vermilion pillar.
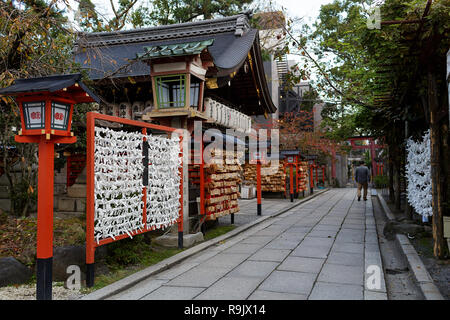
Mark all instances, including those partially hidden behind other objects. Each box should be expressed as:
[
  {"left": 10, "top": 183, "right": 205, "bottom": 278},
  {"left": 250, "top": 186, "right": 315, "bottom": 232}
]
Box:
[
  {"left": 315, "top": 165, "right": 318, "bottom": 184},
  {"left": 322, "top": 165, "right": 325, "bottom": 185},
  {"left": 310, "top": 164, "right": 314, "bottom": 194},
  {"left": 257, "top": 160, "right": 262, "bottom": 215},
  {"left": 289, "top": 164, "right": 294, "bottom": 202},
  {"left": 370, "top": 139, "right": 376, "bottom": 178},
  {"left": 36, "top": 138, "right": 55, "bottom": 301},
  {"left": 86, "top": 112, "right": 95, "bottom": 288},
  {"left": 177, "top": 135, "right": 184, "bottom": 249}
]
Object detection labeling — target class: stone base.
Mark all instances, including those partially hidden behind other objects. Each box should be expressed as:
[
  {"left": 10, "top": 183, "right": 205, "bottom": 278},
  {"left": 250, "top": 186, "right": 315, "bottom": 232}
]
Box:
[
  {"left": 67, "top": 184, "right": 86, "bottom": 198},
  {"left": 0, "top": 257, "right": 32, "bottom": 287},
  {"left": 0, "top": 198, "right": 11, "bottom": 211},
  {"left": 57, "top": 197, "right": 86, "bottom": 212},
  {"left": 152, "top": 232, "right": 204, "bottom": 248}
]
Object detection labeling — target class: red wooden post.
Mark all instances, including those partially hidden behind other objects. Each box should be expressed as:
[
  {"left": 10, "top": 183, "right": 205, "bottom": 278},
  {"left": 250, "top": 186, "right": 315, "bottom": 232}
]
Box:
[
  {"left": 35, "top": 138, "right": 55, "bottom": 300},
  {"left": 178, "top": 134, "right": 184, "bottom": 249},
  {"left": 200, "top": 136, "right": 205, "bottom": 217},
  {"left": 289, "top": 164, "right": 294, "bottom": 202},
  {"left": 322, "top": 165, "right": 325, "bottom": 184},
  {"left": 257, "top": 160, "right": 262, "bottom": 215},
  {"left": 85, "top": 112, "right": 96, "bottom": 287}
]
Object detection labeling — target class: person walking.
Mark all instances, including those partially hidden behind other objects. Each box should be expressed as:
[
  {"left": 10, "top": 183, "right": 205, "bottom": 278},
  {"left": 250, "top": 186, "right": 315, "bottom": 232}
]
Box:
[{"left": 355, "top": 161, "right": 371, "bottom": 201}]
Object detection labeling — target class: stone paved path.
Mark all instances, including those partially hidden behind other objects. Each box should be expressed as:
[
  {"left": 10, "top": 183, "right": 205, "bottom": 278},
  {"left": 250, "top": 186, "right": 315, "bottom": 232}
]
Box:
[{"left": 108, "top": 188, "right": 387, "bottom": 300}]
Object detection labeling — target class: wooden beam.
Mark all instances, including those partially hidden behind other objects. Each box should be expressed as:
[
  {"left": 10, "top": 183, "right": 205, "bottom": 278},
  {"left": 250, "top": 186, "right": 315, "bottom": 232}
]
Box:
[{"left": 381, "top": 19, "right": 422, "bottom": 25}]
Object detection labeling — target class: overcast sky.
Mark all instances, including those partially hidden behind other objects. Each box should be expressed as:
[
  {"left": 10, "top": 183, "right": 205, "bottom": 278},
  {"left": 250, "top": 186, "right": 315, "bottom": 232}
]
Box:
[
  {"left": 274, "top": 0, "right": 332, "bottom": 24},
  {"left": 71, "top": 0, "right": 334, "bottom": 27}
]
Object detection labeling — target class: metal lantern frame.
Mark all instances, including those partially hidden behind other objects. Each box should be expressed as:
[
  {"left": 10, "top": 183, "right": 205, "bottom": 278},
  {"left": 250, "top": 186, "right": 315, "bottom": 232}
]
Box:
[
  {"left": 0, "top": 74, "right": 100, "bottom": 300},
  {"left": 17, "top": 95, "right": 75, "bottom": 139}
]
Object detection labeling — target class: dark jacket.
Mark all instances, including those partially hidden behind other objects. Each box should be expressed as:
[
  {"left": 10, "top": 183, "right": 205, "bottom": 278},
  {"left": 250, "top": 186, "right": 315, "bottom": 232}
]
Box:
[{"left": 355, "top": 165, "right": 370, "bottom": 184}]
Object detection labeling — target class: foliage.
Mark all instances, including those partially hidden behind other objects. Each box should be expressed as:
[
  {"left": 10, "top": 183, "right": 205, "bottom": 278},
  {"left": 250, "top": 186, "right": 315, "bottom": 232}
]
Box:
[
  {"left": 373, "top": 175, "right": 388, "bottom": 188},
  {"left": 0, "top": 0, "right": 84, "bottom": 216},
  {"left": 320, "top": 102, "right": 363, "bottom": 141},
  {"left": 0, "top": 213, "right": 85, "bottom": 265},
  {"left": 253, "top": 110, "right": 343, "bottom": 163},
  {"left": 75, "top": 0, "right": 254, "bottom": 31},
  {"left": 265, "top": 0, "right": 447, "bottom": 141},
  {"left": 296, "top": 0, "right": 449, "bottom": 258},
  {"left": 203, "top": 224, "right": 236, "bottom": 241}
]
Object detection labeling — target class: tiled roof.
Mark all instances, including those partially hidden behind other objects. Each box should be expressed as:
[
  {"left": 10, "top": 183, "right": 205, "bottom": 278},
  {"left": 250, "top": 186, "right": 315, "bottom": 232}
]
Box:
[
  {"left": 74, "top": 14, "right": 250, "bottom": 50},
  {"left": 72, "top": 13, "right": 277, "bottom": 114},
  {"left": 74, "top": 29, "right": 257, "bottom": 80},
  {"left": 137, "top": 39, "right": 214, "bottom": 59},
  {"left": 0, "top": 74, "right": 101, "bottom": 103}
]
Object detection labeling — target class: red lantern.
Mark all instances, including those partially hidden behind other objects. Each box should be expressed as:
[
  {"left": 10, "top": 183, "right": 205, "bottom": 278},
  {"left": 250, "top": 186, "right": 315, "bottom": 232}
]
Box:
[{"left": 0, "top": 74, "right": 100, "bottom": 300}]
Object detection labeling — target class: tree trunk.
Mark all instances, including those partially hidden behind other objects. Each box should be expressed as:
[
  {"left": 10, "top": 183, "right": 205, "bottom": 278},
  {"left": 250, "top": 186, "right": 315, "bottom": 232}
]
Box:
[
  {"left": 395, "top": 155, "right": 401, "bottom": 211},
  {"left": 428, "top": 71, "right": 446, "bottom": 259},
  {"left": 404, "top": 120, "right": 413, "bottom": 220},
  {"left": 388, "top": 145, "right": 395, "bottom": 203}
]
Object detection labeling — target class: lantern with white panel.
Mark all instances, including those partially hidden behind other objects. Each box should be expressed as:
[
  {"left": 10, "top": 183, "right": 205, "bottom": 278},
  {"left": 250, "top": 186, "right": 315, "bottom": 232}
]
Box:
[{"left": 0, "top": 74, "right": 100, "bottom": 300}]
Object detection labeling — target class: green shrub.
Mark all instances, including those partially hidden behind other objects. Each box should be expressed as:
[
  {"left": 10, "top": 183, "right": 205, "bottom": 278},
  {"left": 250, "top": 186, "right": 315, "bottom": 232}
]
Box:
[{"left": 373, "top": 175, "right": 388, "bottom": 188}]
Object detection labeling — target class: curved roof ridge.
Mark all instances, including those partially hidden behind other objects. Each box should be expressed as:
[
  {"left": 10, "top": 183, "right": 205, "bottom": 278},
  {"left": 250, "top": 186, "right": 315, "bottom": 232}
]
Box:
[{"left": 75, "top": 13, "right": 251, "bottom": 49}]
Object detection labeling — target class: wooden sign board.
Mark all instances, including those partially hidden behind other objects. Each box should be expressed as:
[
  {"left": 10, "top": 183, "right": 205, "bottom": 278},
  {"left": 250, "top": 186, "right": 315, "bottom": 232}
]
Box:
[
  {"left": 444, "top": 216, "right": 450, "bottom": 238},
  {"left": 286, "top": 156, "right": 295, "bottom": 164},
  {"left": 250, "top": 151, "right": 266, "bottom": 164}
]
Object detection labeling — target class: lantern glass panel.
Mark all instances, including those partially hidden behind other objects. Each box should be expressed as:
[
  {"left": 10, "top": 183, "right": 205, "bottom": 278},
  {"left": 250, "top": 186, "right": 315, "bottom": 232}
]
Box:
[
  {"left": 51, "top": 102, "right": 70, "bottom": 130},
  {"left": 155, "top": 74, "right": 186, "bottom": 108},
  {"left": 190, "top": 76, "right": 202, "bottom": 108},
  {"left": 23, "top": 101, "right": 45, "bottom": 130}
]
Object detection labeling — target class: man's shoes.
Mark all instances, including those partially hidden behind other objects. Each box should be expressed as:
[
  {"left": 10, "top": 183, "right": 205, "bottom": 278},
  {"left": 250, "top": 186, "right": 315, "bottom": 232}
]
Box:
[
  {"left": 364, "top": 198, "right": 367, "bottom": 201},
  {"left": 358, "top": 196, "right": 361, "bottom": 201}
]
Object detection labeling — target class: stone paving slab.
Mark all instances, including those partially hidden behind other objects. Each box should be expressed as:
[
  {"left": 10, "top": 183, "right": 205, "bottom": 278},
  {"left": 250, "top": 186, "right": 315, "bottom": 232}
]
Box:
[
  {"left": 313, "top": 224, "right": 341, "bottom": 232},
  {"left": 258, "top": 270, "right": 317, "bottom": 295},
  {"left": 247, "top": 290, "right": 307, "bottom": 300},
  {"left": 200, "top": 253, "right": 249, "bottom": 269},
  {"left": 327, "top": 251, "right": 364, "bottom": 267},
  {"left": 307, "top": 229, "right": 338, "bottom": 238},
  {"left": 239, "top": 235, "right": 274, "bottom": 246},
  {"left": 194, "top": 276, "right": 262, "bottom": 300},
  {"left": 317, "top": 263, "right": 364, "bottom": 285},
  {"left": 291, "top": 244, "right": 331, "bottom": 259},
  {"left": 85, "top": 188, "right": 392, "bottom": 301},
  {"left": 264, "top": 238, "right": 301, "bottom": 250},
  {"left": 226, "top": 260, "right": 279, "bottom": 279},
  {"left": 165, "top": 266, "right": 231, "bottom": 288},
  {"left": 331, "top": 242, "right": 364, "bottom": 254},
  {"left": 248, "top": 248, "right": 291, "bottom": 262},
  {"left": 110, "top": 279, "right": 168, "bottom": 300},
  {"left": 309, "top": 282, "right": 364, "bottom": 300},
  {"left": 154, "top": 262, "right": 201, "bottom": 281},
  {"left": 222, "top": 243, "right": 264, "bottom": 254},
  {"left": 142, "top": 286, "right": 204, "bottom": 300},
  {"left": 277, "top": 256, "right": 325, "bottom": 274}
]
